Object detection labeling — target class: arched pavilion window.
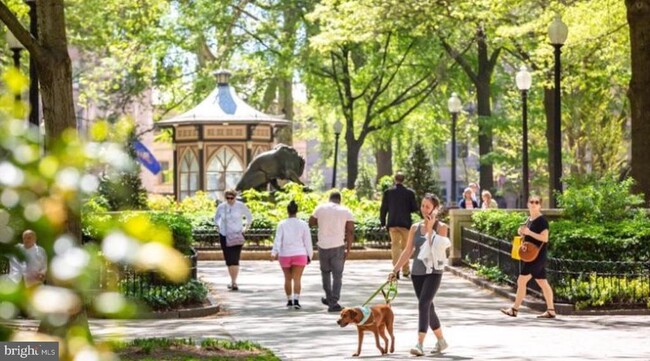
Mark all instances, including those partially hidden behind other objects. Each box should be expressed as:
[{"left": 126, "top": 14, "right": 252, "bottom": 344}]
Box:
[
  {"left": 179, "top": 150, "right": 199, "bottom": 200},
  {"left": 206, "top": 147, "right": 243, "bottom": 200}
]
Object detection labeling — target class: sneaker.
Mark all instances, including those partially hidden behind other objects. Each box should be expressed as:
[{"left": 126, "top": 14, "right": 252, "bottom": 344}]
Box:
[
  {"left": 409, "top": 344, "right": 424, "bottom": 356},
  {"left": 286, "top": 300, "right": 293, "bottom": 308},
  {"left": 321, "top": 297, "right": 329, "bottom": 306},
  {"left": 327, "top": 304, "right": 342, "bottom": 312},
  {"left": 293, "top": 300, "right": 301, "bottom": 310},
  {"left": 431, "top": 338, "right": 448, "bottom": 353}
]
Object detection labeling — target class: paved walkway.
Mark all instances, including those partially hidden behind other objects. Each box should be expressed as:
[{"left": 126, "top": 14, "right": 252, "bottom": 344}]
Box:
[{"left": 5, "top": 260, "right": 650, "bottom": 360}]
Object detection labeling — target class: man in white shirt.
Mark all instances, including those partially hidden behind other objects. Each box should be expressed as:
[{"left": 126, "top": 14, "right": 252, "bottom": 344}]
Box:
[
  {"left": 309, "top": 191, "right": 354, "bottom": 312},
  {"left": 8, "top": 230, "right": 47, "bottom": 287}
]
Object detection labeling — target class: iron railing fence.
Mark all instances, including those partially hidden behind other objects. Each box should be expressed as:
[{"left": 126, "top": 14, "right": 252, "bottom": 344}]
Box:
[
  {"left": 461, "top": 227, "right": 650, "bottom": 308},
  {"left": 1, "top": 249, "right": 198, "bottom": 300},
  {"left": 111, "top": 248, "right": 198, "bottom": 299},
  {"left": 192, "top": 227, "right": 392, "bottom": 250}
]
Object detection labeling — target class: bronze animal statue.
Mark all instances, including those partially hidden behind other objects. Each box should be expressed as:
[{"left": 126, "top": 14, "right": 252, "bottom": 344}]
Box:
[{"left": 236, "top": 144, "right": 305, "bottom": 191}]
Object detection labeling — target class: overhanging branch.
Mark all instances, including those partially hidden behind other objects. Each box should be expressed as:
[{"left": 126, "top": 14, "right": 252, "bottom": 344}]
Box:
[{"left": 0, "top": 2, "right": 42, "bottom": 58}]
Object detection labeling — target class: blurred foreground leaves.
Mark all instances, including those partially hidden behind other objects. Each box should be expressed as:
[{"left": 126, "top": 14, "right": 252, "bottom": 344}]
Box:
[{"left": 0, "top": 71, "right": 189, "bottom": 360}]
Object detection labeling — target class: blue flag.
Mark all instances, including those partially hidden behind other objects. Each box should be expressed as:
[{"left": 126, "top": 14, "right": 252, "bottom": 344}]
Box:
[{"left": 133, "top": 140, "right": 161, "bottom": 175}]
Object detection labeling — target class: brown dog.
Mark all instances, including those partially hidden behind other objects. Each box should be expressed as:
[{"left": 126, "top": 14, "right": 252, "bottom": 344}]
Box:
[{"left": 336, "top": 304, "right": 395, "bottom": 357}]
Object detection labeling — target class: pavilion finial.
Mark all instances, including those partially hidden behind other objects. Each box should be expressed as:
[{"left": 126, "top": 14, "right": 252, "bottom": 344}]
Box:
[{"left": 214, "top": 69, "right": 232, "bottom": 85}]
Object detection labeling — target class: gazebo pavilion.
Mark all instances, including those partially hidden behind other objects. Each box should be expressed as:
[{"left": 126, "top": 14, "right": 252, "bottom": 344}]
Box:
[{"left": 157, "top": 70, "right": 289, "bottom": 201}]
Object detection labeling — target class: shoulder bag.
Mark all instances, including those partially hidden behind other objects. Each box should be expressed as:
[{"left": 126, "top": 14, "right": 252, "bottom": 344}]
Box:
[
  {"left": 226, "top": 231, "right": 245, "bottom": 247},
  {"left": 517, "top": 219, "right": 541, "bottom": 262},
  {"left": 518, "top": 240, "right": 541, "bottom": 262}
]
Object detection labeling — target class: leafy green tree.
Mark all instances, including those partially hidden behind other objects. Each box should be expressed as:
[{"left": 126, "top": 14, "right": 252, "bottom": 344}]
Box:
[
  {"left": 403, "top": 142, "right": 442, "bottom": 200},
  {"left": 306, "top": 0, "right": 444, "bottom": 188}
]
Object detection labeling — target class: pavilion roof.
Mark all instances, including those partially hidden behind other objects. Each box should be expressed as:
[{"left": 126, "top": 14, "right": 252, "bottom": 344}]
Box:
[{"left": 158, "top": 71, "right": 289, "bottom": 127}]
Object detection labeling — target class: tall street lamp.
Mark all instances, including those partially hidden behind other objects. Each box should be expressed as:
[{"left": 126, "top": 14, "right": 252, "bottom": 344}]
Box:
[
  {"left": 332, "top": 119, "right": 343, "bottom": 188},
  {"left": 5, "top": 31, "right": 24, "bottom": 101},
  {"left": 26, "top": 0, "right": 40, "bottom": 129},
  {"left": 516, "top": 65, "right": 532, "bottom": 204},
  {"left": 448, "top": 93, "right": 462, "bottom": 206},
  {"left": 548, "top": 14, "right": 568, "bottom": 207}
]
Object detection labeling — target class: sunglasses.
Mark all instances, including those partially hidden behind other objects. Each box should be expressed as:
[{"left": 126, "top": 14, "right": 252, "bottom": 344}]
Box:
[
  {"left": 226, "top": 197, "right": 235, "bottom": 200},
  {"left": 528, "top": 200, "right": 540, "bottom": 205}
]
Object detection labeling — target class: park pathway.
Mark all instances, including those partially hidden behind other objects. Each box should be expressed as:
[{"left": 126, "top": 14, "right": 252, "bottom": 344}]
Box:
[
  {"left": 4, "top": 260, "right": 649, "bottom": 360},
  {"left": 198, "top": 260, "right": 650, "bottom": 360}
]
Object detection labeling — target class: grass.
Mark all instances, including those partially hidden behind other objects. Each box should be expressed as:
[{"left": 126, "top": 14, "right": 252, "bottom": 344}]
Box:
[{"left": 114, "top": 337, "right": 281, "bottom": 361}]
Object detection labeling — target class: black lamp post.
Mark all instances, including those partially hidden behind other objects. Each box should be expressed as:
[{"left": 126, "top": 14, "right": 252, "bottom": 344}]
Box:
[
  {"left": 447, "top": 93, "right": 462, "bottom": 206},
  {"left": 26, "top": 0, "right": 40, "bottom": 129},
  {"left": 548, "top": 15, "right": 568, "bottom": 207},
  {"left": 516, "top": 65, "right": 532, "bottom": 204},
  {"left": 5, "top": 31, "right": 24, "bottom": 101},
  {"left": 332, "top": 119, "right": 343, "bottom": 189}
]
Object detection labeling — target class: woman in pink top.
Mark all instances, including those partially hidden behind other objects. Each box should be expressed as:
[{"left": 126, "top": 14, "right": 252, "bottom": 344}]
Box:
[{"left": 271, "top": 200, "right": 313, "bottom": 309}]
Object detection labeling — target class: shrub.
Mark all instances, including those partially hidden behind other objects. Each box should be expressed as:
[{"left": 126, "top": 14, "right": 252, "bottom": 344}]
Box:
[
  {"left": 147, "top": 194, "right": 176, "bottom": 211},
  {"left": 355, "top": 167, "right": 375, "bottom": 199},
  {"left": 555, "top": 274, "right": 650, "bottom": 310},
  {"left": 376, "top": 175, "right": 394, "bottom": 195},
  {"left": 558, "top": 174, "right": 645, "bottom": 223},
  {"left": 189, "top": 212, "right": 216, "bottom": 232},
  {"left": 178, "top": 191, "right": 216, "bottom": 214},
  {"left": 148, "top": 212, "right": 194, "bottom": 255},
  {"left": 471, "top": 263, "right": 509, "bottom": 285},
  {"left": 81, "top": 195, "right": 113, "bottom": 241},
  {"left": 551, "top": 217, "right": 650, "bottom": 261},
  {"left": 471, "top": 210, "right": 527, "bottom": 242},
  {"left": 121, "top": 279, "right": 208, "bottom": 311}
]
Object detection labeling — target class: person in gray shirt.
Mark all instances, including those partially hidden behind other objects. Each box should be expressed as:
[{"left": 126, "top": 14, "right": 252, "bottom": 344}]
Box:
[{"left": 389, "top": 193, "right": 450, "bottom": 356}]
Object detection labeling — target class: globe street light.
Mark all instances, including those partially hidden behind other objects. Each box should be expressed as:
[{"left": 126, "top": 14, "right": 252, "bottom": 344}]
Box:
[
  {"left": 447, "top": 93, "right": 462, "bottom": 206},
  {"left": 548, "top": 14, "right": 568, "bottom": 207},
  {"left": 332, "top": 119, "right": 343, "bottom": 188},
  {"left": 516, "top": 65, "right": 532, "bottom": 204}
]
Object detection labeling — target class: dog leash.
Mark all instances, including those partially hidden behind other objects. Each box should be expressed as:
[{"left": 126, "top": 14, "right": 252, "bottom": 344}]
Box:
[{"left": 361, "top": 280, "right": 398, "bottom": 307}]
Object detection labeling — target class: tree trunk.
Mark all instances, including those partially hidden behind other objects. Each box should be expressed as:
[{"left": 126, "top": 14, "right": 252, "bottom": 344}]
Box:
[
  {"left": 37, "top": 0, "right": 80, "bottom": 239},
  {"left": 276, "top": 77, "right": 293, "bottom": 145},
  {"left": 475, "top": 28, "right": 495, "bottom": 192},
  {"left": 543, "top": 86, "right": 555, "bottom": 203},
  {"left": 476, "top": 80, "right": 494, "bottom": 192},
  {"left": 35, "top": 0, "right": 87, "bottom": 339},
  {"left": 375, "top": 143, "right": 393, "bottom": 182},
  {"left": 346, "top": 137, "right": 361, "bottom": 189},
  {"left": 627, "top": 0, "right": 650, "bottom": 204}
]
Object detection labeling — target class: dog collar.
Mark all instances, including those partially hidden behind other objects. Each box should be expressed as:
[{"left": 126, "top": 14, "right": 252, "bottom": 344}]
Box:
[{"left": 358, "top": 306, "right": 371, "bottom": 326}]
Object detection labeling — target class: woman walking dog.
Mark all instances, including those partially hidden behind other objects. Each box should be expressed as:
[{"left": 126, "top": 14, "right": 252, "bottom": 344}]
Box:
[
  {"left": 271, "top": 200, "right": 313, "bottom": 309},
  {"left": 388, "top": 193, "right": 451, "bottom": 356}
]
